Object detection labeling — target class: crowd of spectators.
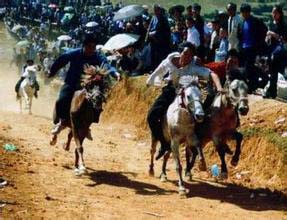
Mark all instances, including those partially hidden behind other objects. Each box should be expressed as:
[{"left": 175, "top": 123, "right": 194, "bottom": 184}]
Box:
[{"left": 2, "top": 1, "right": 287, "bottom": 98}]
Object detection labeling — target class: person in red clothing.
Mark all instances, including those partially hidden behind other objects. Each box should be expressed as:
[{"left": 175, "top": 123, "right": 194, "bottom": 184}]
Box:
[{"left": 203, "top": 49, "right": 241, "bottom": 109}]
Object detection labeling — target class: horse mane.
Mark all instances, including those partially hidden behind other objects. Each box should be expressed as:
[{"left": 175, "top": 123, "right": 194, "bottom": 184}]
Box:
[
  {"left": 81, "top": 66, "right": 110, "bottom": 88},
  {"left": 226, "top": 69, "right": 247, "bottom": 84},
  {"left": 212, "top": 93, "right": 231, "bottom": 110}
]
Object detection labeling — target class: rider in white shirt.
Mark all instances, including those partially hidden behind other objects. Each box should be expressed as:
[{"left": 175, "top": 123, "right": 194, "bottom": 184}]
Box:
[{"left": 147, "top": 42, "right": 223, "bottom": 159}]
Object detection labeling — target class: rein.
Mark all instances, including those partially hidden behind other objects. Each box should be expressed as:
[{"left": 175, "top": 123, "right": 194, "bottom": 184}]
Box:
[{"left": 179, "top": 88, "right": 187, "bottom": 109}]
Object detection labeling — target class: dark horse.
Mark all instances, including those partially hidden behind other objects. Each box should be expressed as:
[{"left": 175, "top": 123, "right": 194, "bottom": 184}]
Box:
[
  {"left": 50, "top": 67, "right": 108, "bottom": 175},
  {"left": 185, "top": 78, "right": 249, "bottom": 180}
]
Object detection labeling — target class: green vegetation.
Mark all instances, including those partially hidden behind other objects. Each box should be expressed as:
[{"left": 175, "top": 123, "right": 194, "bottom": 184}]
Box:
[
  {"left": 111, "top": 0, "right": 286, "bottom": 22},
  {"left": 241, "top": 127, "right": 287, "bottom": 164}
]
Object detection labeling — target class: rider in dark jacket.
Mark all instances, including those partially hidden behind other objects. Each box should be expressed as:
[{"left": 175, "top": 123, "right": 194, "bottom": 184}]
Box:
[{"left": 48, "top": 34, "right": 120, "bottom": 137}]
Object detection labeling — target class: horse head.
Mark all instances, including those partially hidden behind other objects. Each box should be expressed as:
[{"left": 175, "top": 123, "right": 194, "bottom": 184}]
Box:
[
  {"left": 228, "top": 79, "right": 249, "bottom": 116},
  {"left": 82, "top": 65, "right": 110, "bottom": 111},
  {"left": 86, "top": 85, "right": 105, "bottom": 111},
  {"left": 179, "top": 76, "right": 205, "bottom": 123}
]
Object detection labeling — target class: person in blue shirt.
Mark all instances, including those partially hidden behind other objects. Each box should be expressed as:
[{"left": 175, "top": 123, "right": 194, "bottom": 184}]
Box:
[
  {"left": 48, "top": 34, "right": 120, "bottom": 136},
  {"left": 238, "top": 4, "right": 267, "bottom": 93}
]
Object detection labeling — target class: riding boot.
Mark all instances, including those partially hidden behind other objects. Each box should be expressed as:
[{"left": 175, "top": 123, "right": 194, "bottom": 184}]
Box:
[
  {"left": 34, "top": 90, "right": 38, "bottom": 98},
  {"left": 51, "top": 119, "right": 67, "bottom": 135}
]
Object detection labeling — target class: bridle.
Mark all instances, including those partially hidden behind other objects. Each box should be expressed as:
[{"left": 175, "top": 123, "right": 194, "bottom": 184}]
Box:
[{"left": 178, "top": 83, "right": 202, "bottom": 113}]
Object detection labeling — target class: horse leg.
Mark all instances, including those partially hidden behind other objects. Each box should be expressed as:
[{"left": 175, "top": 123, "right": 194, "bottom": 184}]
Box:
[
  {"left": 149, "top": 136, "right": 157, "bottom": 176},
  {"left": 50, "top": 134, "right": 58, "bottom": 146},
  {"left": 73, "top": 129, "right": 87, "bottom": 176},
  {"left": 75, "top": 147, "right": 79, "bottom": 169},
  {"left": 160, "top": 150, "right": 171, "bottom": 182},
  {"left": 231, "top": 131, "right": 243, "bottom": 166},
  {"left": 216, "top": 144, "right": 228, "bottom": 179},
  {"left": 185, "top": 146, "right": 198, "bottom": 181},
  {"left": 19, "top": 97, "right": 22, "bottom": 113},
  {"left": 171, "top": 139, "right": 186, "bottom": 195},
  {"left": 28, "top": 97, "right": 32, "bottom": 115},
  {"left": 22, "top": 90, "right": 29, "bottom": 110},
  {"left": 185, "top": 146, "right": 193, "bottom": 181},
  {"left": 63, "top": 129, "right": 73, "bottom": 151},
  {"left": 197, "top": 145, "right": 207, "bottom": 171}
]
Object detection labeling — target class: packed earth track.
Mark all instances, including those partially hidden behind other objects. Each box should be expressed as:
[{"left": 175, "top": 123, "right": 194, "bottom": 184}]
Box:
[{"left": 0, "top": 22, "right": 287, "bottom": 220}]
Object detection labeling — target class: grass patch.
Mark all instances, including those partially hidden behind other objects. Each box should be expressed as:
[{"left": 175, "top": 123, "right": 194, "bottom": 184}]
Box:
[
  {"left": 241, "top": 127, "right": 287, "bottom": 164},
  {"left": 111, "top": 0, "right": 245, "bottom": 14}
]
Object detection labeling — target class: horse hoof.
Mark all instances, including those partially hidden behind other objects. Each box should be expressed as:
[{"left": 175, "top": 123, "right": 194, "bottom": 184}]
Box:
[
  {"left": 220, "top": 172, "right": 228, "bottom": 180},
  {"left": 179, "top": 187, "right": 188, "bottom": 196},
  {"left": 149, "top": 169, "right": 155, "bottom": 177},
  {"left": 63, "top": 143, "right": 70, "bottom": 151},
  {"left": 50, "top": 136, "right": 57, "bottom": 146},
  {"left": 160, "top": 174, "right": 167, "bottom": 182},
  {"left": 79, "top": 165, "right": 86, "bottom": 172},
  {"left": 185, "top": 172, "right": 193, "bottom": 182},
  {"left": 74, "top": 167, "right": 86, "bottom": 176},
  {"left": 231, "top": 158, "right": 239, "bottom": 167},
  {"left": 74, "top": 168, "right": 82, "bottom": 176},
  {"left": 199, "top": 160, "right": 207, "bottom": 171}
]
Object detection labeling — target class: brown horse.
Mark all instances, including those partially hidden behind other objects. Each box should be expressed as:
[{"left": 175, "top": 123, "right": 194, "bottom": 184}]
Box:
[
  {"left": 185, "top": 78, "right": 249, "bottom": 179},
  {"left": 50, "top": 67, "right": 108, "bottom": 175}
]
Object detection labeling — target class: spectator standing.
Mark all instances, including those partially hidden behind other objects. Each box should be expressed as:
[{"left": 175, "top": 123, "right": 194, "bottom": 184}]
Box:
[
  {"left": 227, "top": 3, "right": 241, "bottom": 50},
  {"left": 148, "top": 4, "right": 171, "bottom": 70},
  {"left": 238, "top": 4, "right": 267, "bottom": 92},
  {"left": 264, "top": 5, "right": 287, "bottom": 98},
  {"left": 215, "top": 28, "right": 229, "bottom": 62},
  {"left": 186, "top": 16, "right": 200, "bottom": 48}
]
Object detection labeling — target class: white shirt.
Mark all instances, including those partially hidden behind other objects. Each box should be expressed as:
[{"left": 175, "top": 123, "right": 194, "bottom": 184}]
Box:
[
  {"left": 22, "top": 65, "right": 38, "bottom": 79},
  {"left": 146, "top": 52, "right": 211, "bottom": 87},
  {"left": 228, "top": 14, "right": 242, "bottom": 50},
  {"left": 186, "top": 26, "right": 200, "bottom": 48}
]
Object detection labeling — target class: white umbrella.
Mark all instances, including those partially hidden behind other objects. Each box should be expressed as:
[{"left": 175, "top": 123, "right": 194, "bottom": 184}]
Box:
[
  {"left": 113, "top": 5, "right": 145, "bottom": 21},
  {"left": 15, "top": 40, "right": 30, "bottom": 47},
  {"left": 103, "top": 33, "right": 140, "bottom": 51},
  {"left": 11, "top": 24, "right": 24, "bottom": 32},
  {"left": 86, "top": 21, "right": 99, "bottom": 28},
  {"left": 57, "top": 35, "right": 72, "bottom": 41}
]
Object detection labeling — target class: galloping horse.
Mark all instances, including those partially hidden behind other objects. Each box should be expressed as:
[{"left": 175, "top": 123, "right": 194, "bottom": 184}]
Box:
[
  {"left": 149, "top": 76, "right": 206, "bottom": 195},
  {"left": 185, "top": 78, "right": 249, "bottom": 179},
  {"left": 18, "top": 65, "right": 40, "bottom": 114},
  {"left": 50, "top": 66, "right": 108, "bottom": 175}
]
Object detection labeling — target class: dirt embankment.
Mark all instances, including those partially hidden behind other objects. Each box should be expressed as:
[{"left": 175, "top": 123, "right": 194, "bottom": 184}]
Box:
[
  {"left": 103, "top": 76, "right": 287, "bottom": 195},
  {"left": 0, "top": 75, "right": 287, "bottom": 219}
]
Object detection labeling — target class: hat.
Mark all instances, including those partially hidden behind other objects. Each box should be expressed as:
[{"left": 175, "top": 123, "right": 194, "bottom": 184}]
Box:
[
  {"left": 83, "top": 33, "right": 97, "bottom": 45},
  {"left": 211, "top": 16, "right": 220, "bottom": 23},
  {"left": 142, "top": 5, "right": 149, "bottom": 10},
  {"left": 169, "top": 5, "right": 185, "bottom": 15},
  {"left": 240, "top": 4, "right": 251, "bottom": 13},
  {"left": 192, "top": 3, "right": 201, "bottom": 11}
]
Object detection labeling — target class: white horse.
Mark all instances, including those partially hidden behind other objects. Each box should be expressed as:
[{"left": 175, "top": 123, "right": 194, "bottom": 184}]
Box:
[
  {"left": 149, "top": 76, "right": 206, "bottom": 195},
  {"left": 18, "top": 65, "right": 40, "bottom": 114}
]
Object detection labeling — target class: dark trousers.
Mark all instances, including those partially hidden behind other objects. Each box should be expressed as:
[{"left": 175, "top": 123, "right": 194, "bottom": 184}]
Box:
[
  {"left": 150, "top": 43, "right": 170, "bottom": 71},
  {"left": 267, "top": 49, "right": 287, "bottom": 98},
  {"left": 15, "top": 77, "right": 40, "bottom": 93},
  {"left": 147, "top": 84, "right": 176, "bottom": 147},
  {"left": 55, "top": 84, "right": 76, "bottom": 123},
  {"left": 241, "top": 47, "right": 257, "bottom": 92}
]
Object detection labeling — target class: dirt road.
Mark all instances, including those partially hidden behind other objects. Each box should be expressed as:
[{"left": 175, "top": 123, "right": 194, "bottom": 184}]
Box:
[{"left": 0, "top": 22, "right": 286, "bottom": 219}]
